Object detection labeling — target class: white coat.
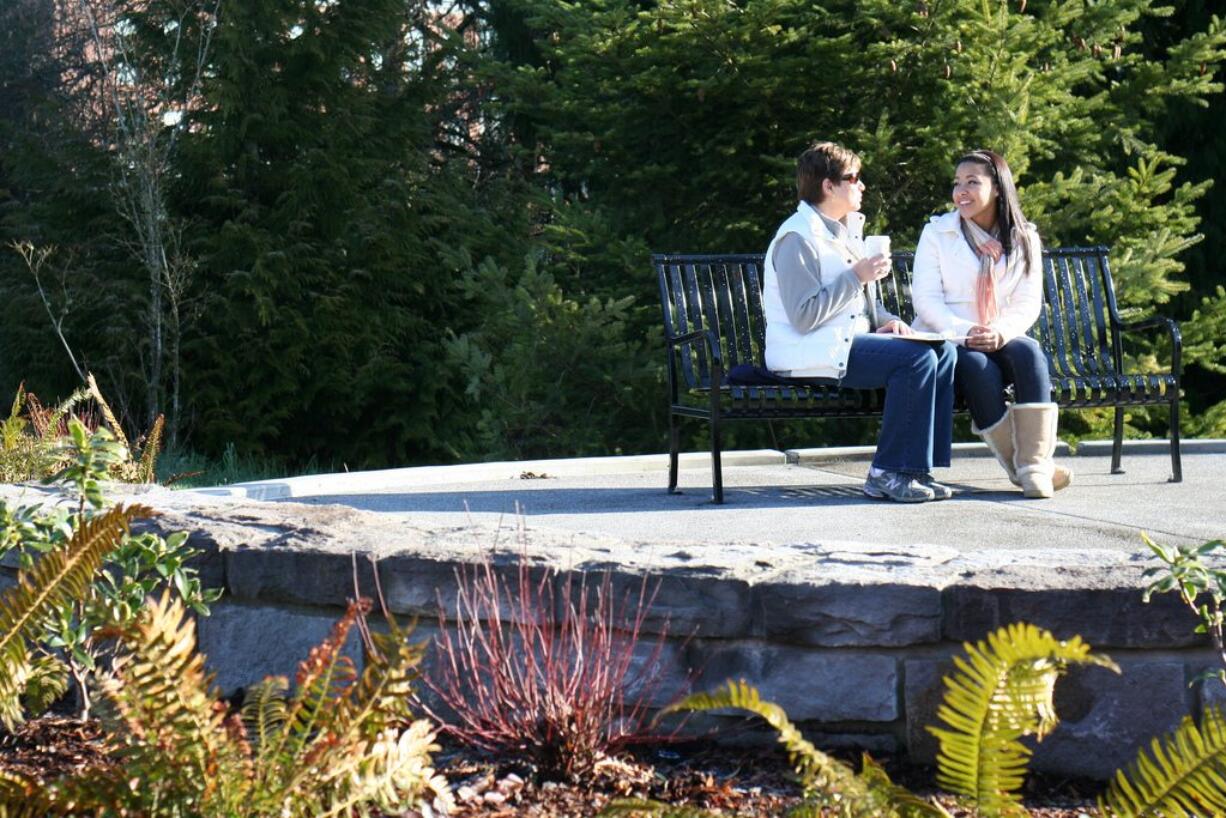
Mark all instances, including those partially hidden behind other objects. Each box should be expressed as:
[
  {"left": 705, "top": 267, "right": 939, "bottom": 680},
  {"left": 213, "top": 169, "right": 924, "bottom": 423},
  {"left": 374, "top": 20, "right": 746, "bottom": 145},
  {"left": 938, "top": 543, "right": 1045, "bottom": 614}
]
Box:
[
  {"left": 763, "top": 203, "right": 870, "bottom": 378},
  {"left": 911, "top": 210, "right": 1043, "bottom": 345}
]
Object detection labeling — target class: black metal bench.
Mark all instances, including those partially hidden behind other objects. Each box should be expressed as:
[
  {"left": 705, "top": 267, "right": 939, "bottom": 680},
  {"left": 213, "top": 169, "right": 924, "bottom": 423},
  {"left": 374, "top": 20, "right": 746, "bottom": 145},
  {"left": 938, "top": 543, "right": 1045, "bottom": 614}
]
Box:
[{"left": 656, "top": 248, "right": 1182, "bottom": 503}]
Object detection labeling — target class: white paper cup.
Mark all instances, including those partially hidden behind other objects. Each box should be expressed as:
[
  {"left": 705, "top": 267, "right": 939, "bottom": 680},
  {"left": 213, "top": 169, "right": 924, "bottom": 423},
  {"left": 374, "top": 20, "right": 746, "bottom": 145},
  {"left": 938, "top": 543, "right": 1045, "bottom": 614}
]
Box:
[{"left": 864, "top": 235, "right": 891, "bottom": 260}]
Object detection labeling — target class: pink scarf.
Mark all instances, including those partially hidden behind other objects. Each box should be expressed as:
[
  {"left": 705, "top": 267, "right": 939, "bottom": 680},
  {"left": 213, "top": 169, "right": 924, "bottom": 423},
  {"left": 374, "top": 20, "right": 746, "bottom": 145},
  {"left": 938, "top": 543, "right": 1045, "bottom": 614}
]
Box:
[{"left": 959, "top": 217, "right": 1004, "bottom": 325}]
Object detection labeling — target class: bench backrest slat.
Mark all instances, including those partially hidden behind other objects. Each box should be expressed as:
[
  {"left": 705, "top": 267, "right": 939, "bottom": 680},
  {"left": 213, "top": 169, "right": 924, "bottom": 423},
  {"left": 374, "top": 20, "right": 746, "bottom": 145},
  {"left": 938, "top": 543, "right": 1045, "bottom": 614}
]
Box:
[{"left": 655, "top": 247, "right": 1121, "bottom": 391}]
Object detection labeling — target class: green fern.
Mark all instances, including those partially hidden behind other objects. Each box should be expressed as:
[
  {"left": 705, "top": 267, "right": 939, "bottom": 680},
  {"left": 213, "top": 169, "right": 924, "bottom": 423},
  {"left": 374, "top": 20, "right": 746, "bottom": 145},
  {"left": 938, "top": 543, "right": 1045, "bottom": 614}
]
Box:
[
  {"left": 599, "top": 799, "right": 722, "bottom": 817},
  {"left": 1100, "top": 704, "right": 1226, "bottom": 817},
  {"left": 665, "top": 679, "right": 950, "bottom": 818},
  {"left": 0, "top": 386, "right": 26, "bottom": 451},
  {"left": 0, "top": 504, "right": 149, "bottom": 729},
  {"left": 927, "top": 622, "right": 1119, "bottom": 817},
  {"left": 19, "top": 653, "right": 69, "bottom": 716}
]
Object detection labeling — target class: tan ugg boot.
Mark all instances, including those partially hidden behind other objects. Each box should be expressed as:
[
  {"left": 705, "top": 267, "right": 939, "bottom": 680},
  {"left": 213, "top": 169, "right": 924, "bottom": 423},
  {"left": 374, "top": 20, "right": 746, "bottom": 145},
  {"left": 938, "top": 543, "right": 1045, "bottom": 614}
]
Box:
[
  {"left": 973, "top": 412, "right": 1019, "bottom": 485},
  {"left": 1011, "top": 403, "right": 1074, "bottom": 498},
  {"left": 976, "top": 407, "right": 1072, "bottom": 491}
]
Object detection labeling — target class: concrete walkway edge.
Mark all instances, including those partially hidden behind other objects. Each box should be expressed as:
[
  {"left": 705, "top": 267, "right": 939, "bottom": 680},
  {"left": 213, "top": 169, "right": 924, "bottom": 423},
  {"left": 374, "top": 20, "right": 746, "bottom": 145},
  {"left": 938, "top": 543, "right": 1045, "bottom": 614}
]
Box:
[{"left": 192, "top": 438, "right": 1225, "bottom": 502}]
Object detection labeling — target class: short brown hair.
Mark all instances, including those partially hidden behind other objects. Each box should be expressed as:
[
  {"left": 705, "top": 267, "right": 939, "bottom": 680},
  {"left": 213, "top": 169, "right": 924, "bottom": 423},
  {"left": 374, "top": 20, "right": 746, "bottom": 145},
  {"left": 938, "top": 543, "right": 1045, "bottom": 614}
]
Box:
[{"left": 796, "top": 141, "right": 861, "bottom": 205}]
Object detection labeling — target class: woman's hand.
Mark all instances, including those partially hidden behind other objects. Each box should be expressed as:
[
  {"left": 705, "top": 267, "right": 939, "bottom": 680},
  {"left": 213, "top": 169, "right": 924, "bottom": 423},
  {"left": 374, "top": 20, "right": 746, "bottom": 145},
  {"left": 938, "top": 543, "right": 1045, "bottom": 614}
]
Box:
[
  {"left": 967, "top": 324, "right": 1003, "bottom": 352},
  {"left": 876, "top": 319, "right": 914, "bottom": 336},
  {"left": 852, "top": 254, "right": 891, "bottom": 284}
]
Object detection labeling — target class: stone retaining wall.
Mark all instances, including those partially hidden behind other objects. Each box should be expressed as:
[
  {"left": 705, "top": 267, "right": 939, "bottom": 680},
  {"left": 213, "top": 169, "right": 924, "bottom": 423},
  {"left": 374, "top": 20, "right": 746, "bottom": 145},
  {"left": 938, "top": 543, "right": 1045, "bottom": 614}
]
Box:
[{"left": 0, "top": 484, "right": 1217, "bottom": 780}]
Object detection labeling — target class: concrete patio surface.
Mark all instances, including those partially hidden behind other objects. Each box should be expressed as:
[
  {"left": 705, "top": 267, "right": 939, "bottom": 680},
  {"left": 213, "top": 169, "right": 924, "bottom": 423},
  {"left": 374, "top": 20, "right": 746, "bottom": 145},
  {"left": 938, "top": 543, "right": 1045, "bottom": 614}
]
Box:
[{"left": 211, "top": 439, "right": 1226, "bottom": 555}]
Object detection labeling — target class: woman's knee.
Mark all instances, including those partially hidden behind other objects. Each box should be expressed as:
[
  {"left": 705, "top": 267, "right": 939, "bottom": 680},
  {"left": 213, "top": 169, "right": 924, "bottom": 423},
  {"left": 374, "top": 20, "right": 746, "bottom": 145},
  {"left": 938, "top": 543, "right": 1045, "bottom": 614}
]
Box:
[
  {"left": 956, "top": 348, "right": 998, "bottom": 379},
  {"left": 934, "top": 341, "right": 957, "bottom": 370},
  {"left": 1002, "top": 337, "right": 1049, "bottom": 376},
  {"left": 909, "top": 345, "right": 940, "bottom": 373},
  {"left": 1003, "top": 336, "right": 1045, "bottom": 364},
  {"left": 958, "top": 353, "right": 1004, "bottom": 392}
]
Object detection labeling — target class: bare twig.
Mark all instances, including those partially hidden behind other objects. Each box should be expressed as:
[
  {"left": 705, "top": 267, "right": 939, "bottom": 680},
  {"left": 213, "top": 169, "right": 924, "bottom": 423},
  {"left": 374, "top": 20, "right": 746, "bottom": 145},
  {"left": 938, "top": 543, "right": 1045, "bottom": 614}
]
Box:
[{"left": 11, "top": 241, "right": 87, "bottom": 383}]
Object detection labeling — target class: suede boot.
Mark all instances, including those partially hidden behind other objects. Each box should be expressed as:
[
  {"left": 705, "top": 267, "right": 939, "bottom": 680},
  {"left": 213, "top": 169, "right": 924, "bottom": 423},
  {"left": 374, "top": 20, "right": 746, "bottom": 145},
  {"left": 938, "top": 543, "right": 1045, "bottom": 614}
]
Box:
[
  {"left": 973, "top": 412, "right": 1019, "bottom": 485},
  {"left": 975, "top": 407, "right": 1072, "bottom": 491},
  {"left": 1011, "top": 403, "right": 1074, "bottom": 498}
]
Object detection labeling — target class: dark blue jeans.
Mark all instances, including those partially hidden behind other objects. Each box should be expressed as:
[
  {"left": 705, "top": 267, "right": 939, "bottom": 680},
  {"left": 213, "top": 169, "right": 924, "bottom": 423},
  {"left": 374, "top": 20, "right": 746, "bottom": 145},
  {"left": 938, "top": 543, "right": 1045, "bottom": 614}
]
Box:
[
  {"left": 955, "top": 336, "right": 1052, "bottom": 429},
  {"left": 837, "top": 334, "right": 956, "bottom": 474}
]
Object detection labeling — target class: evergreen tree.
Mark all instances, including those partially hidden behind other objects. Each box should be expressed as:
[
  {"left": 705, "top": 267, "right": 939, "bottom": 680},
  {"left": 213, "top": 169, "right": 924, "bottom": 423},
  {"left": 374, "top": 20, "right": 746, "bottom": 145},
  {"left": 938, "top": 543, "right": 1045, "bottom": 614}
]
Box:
[{"left": 499, "top": 0, "right": 1226, "bottom": 443}]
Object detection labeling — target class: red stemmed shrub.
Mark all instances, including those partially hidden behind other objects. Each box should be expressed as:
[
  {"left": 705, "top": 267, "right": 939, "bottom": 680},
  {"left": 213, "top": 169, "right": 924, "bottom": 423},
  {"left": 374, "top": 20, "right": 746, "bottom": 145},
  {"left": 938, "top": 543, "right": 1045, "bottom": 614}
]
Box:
[{"left": 421, "top": 553, "right": 678, "bottom": 778}]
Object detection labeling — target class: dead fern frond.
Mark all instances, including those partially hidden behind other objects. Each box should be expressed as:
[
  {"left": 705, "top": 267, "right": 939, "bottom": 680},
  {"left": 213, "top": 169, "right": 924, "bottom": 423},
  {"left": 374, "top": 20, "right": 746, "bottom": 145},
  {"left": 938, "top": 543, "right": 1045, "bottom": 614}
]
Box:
[
  {"left": 267, "top": 598, "right": 366, "bottom": 768},
  {"left": 135, "top": 413, "right": 164, "bottom": 483},
  {"left": 39, "top": 594, "right": 445, "bottom": 817},
  {"left": 85, "top": 373, "right": 130, "bottom": 453},
  {"left": 0, "top": 504, "right": 149, "bottom": 729},
  {"left": 81, "top": 589, "right": 252, "bottom": 815},
  {"left": 0, "top": 768, "right": 42, "bottom": 818}
]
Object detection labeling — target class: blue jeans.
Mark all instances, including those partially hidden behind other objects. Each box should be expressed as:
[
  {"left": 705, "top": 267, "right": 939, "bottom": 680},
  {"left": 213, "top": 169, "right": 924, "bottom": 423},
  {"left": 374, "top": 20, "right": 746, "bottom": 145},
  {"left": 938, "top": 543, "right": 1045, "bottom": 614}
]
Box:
[
  {"left": 955, "top": 336, "right": 1052, "bottom": 429},
  {"left": 837, "top": 334, "right": 956, "bottom": 474}
]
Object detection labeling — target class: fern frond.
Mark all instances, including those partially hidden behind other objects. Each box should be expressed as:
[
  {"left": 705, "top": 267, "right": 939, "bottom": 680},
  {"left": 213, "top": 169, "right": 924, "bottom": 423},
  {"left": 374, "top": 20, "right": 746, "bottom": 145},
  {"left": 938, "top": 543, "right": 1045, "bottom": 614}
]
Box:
[
  {"left": 19, "top": 653, "right": 69, "bottom": 717},
  {"left": 1100, "top": 704, "right": 1226, "bottom": 818},
  {"left": 0, "top": 386, "right": 26, "bottom": 452},
  {"left": 0, "top": 504, "right": 149, "bottom": 729},
  {"left": 0, "top": 768, "right": 31, "bottom": 800},
  {"left": 243, "top": 675, "right": 290, "bottom": 762},
  {"left": 40, "top": 386, "right": 90, "bottom": 441},
  {"left": 345, "top": 612, "right": 425, "bottom": 740},
  {"left": 859, "top": 754, "right": 953, "bottom": 818},
  {"left": 311, "top": 721, "right": 450, "bottom": 818},
  {"left": 135, "top": 414, "right": 164, "bottom": 483},
  {"left": 269, "top": 599, "right": 364, "bottom": 766},
  {"left": 97, "top": 589, "right": 250, "bottom": 812},
  {"left": 85, "top": 374, "right": 130, "bottom": 452},
  {"left": 665, "top": 680, "right": 873, "bottom": 816},
  {"left": 598, "top": 798, "right": 720, "bottom": 817},
  {"left": 927, "top": 622, "right": 1118, "bottom": 817},
  {"left": 0, "top": 768, "right": 42, "bottom": 818}
]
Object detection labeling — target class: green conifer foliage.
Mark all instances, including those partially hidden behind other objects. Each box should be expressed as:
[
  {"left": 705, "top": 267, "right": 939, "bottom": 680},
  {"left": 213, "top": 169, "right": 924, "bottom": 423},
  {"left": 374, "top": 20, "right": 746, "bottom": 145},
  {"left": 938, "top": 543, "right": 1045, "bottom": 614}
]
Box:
[
  {"left": 501, "top": 0, "right": 1226, "bottom": 443},
  {"left": 3, "top": 0, "right": 1225, "bottom": 462}
]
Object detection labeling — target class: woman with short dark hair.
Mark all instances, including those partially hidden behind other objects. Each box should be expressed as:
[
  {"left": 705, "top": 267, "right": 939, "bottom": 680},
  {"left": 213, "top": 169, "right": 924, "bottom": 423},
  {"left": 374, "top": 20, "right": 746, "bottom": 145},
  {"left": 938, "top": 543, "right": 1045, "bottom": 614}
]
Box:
[
  {"left": 912, "top": 149, "right": 1072, "bottom": 498},
  {"left": 764, "top": 141, "right": 956, "bottom": 503}
]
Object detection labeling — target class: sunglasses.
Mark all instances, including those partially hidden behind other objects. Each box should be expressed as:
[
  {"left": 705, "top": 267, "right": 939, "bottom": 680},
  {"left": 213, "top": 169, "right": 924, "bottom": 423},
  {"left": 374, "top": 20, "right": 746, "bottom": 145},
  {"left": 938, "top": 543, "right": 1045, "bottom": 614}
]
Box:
[{"left": 839, "top": 172, "right": 862, "bottom": 185}]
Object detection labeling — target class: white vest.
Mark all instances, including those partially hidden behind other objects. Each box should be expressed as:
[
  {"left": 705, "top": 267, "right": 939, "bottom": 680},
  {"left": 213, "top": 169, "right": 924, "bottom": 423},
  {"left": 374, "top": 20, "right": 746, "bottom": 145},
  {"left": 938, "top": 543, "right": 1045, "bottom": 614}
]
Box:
[{"left": 763, "top": 203, "right": 869, "bottom": 379}]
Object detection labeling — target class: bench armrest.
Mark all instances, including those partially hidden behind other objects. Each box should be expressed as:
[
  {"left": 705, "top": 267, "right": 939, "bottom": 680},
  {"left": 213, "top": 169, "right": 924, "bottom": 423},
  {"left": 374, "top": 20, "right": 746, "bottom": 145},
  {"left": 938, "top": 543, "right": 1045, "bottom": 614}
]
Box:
[
  {"left": 665, "top": 328, "right": 724, "bottom": 397},
  {"left": 667, "top": 328, "right": 724, "bottom": 367},
  {"left": 1115, "top": 313, "right": 1182, "bottom": 376}
]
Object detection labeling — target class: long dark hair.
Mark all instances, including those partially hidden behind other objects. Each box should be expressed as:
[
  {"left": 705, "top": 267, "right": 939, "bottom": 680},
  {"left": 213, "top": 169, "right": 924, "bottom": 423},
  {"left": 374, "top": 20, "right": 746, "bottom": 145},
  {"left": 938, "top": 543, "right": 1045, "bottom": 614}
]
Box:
[{"left": 955, "top": 149, "right": 1034, "bottom": 272}]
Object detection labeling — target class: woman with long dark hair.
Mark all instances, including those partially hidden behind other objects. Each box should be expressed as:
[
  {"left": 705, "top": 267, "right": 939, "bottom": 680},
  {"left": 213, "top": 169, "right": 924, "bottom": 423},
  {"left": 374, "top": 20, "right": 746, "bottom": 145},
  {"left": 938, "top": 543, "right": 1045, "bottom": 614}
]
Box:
[{"left": 912, "top": 149, "right": 1072, "bottom": 498}]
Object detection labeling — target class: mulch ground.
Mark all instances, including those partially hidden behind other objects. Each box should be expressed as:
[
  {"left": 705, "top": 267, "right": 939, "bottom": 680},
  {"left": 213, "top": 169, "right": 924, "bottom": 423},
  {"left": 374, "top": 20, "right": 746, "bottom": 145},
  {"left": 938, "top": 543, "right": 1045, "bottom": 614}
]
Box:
[
  {"left": 429, "top": 740, "right": 1099, "bottom": 817},
  {"left": 1, "top": 717, "right": 1098, "bottom": 816}
]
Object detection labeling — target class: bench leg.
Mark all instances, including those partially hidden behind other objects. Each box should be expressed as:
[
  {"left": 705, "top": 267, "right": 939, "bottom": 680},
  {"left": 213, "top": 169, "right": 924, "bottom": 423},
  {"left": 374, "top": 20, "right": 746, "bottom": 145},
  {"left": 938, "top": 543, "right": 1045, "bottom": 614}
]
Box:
[
  {"left": 1111, "top": 405, "right": 1125, "bottom": 475},
  {"left": 1169, "top": 397, "right": 1183, "bottom": 483},
  {"left": 710, "top": 413, "right": 724, "bottom": 504},
  {"left": 668, "top": 412, "right": 680, "bottom": 494}
]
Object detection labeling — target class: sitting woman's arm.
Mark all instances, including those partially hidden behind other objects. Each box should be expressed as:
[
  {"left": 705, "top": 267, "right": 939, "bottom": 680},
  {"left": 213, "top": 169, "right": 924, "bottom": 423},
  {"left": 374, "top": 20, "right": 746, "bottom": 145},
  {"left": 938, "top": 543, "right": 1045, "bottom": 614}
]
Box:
[
  {"left": 773, "top": 232, "right": 864, "bottom": 332},
  {"left": 912, "top": 223, "right": 977, "bottom": 338}
]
